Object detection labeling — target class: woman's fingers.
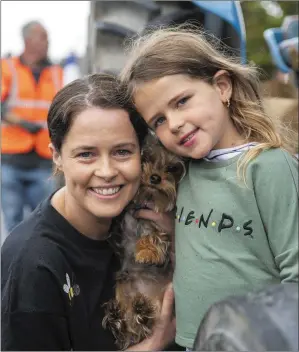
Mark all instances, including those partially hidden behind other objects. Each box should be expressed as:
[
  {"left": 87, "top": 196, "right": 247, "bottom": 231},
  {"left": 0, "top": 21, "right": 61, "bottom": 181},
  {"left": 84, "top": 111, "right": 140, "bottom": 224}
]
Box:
[
  {"left": 134, "top": 208, "right": 165, "bottom": 222},
  {"left": 160, "top": 283, "right": 174, "bottom": 319},
  {"left": 134, "top": 209, "right": 175, "bottom": 234}
]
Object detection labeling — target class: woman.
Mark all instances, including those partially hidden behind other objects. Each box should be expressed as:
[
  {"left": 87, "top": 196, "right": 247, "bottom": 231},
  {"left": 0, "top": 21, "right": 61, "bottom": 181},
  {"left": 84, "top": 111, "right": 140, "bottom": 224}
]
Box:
[{"left": 1, "top": 74, "right": 176, "bottom": 351}]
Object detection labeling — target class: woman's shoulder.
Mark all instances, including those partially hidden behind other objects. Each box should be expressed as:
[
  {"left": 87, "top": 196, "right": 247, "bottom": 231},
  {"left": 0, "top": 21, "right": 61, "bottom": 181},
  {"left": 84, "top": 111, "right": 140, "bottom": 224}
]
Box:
[{"left": 1, "top": 205, "right": 68, "bottom": 279}]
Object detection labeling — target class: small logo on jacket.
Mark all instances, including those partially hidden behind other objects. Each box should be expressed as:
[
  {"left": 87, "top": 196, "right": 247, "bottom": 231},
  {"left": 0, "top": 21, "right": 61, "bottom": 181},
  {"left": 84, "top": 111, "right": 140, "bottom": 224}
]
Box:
[{"left": 63, "top": 273, "right": 80, "bottom": 302}]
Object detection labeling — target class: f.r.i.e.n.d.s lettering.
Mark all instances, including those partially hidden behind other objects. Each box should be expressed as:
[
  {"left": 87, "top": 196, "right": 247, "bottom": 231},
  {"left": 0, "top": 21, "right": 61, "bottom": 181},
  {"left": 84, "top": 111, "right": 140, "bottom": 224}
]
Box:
[{"left": 176, "top": 207, "right": 253, "bottom": 239}]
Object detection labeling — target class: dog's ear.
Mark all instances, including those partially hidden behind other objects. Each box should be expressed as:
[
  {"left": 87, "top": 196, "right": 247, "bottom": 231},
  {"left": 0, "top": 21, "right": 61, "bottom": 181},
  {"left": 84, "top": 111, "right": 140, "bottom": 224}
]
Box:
[
  {"left": 142, "top": 133, "right": 162, "bottom": 159},
  {"left": 165, "top": 156, "right": 186, "bottom": 184},
  {"left": 172, "top": 160, "right": 186, "bottom": 184}
]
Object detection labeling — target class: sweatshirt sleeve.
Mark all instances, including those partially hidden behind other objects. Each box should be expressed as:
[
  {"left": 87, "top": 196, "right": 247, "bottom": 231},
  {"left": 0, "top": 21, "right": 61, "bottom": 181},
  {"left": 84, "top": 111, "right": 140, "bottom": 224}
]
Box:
[
  {"left": 1, "top": 261, "right": 71, "bottom": 350},
  {"left": 252, "top": 149, "right": 298, "bottom": 282}
]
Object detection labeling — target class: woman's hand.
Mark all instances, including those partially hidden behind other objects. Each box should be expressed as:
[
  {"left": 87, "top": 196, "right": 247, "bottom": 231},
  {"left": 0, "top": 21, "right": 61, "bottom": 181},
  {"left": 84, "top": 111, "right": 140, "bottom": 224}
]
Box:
[
  {"left": 134, "top": 206, "right": 175, "bottom": 235},
  {"left": 126, "top": 283, "right": 176, "bottom": 351}
]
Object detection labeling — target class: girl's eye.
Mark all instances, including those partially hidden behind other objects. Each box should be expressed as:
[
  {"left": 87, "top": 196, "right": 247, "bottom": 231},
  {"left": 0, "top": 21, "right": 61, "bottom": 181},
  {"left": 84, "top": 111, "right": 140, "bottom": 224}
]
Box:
[
  {"left": 153, "top": 116, "right": 166, "bottom": 129},
  {"left": 177, "top": 96, "right": 189, "bottom": 108},
  {"left": 77, "top": 151, "right": 94, "bottom": 158},
  {"left": 115, "top": 149, "right": 132, "bottom": 157}
]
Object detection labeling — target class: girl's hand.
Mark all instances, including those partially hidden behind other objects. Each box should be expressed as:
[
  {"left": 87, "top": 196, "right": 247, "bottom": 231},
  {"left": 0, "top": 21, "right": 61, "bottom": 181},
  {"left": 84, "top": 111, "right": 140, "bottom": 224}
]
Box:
[
  {"left": 126, "top": 283, "right": 176, "bottom": 351},
  {"left": 134, "top": 207, "right": 175, "bottom": 235}
]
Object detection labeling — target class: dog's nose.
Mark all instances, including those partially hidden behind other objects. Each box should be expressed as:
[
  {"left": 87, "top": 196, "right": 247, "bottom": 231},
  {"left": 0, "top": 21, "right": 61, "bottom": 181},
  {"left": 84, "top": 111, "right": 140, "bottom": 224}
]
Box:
[{"left": 150, "top": 174, "right": 161, "bottom": 184}]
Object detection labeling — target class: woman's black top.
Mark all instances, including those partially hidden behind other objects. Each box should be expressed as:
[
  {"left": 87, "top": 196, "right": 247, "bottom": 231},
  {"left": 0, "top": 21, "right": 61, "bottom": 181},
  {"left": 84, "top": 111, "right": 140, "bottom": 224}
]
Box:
[{"left": 1, "top": 194, "right": 120, "bottom": 351}]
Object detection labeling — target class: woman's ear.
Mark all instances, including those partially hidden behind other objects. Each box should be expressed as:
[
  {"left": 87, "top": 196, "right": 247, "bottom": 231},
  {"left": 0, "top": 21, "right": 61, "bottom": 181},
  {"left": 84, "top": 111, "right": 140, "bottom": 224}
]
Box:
[
  {"left": 213, "top": 70, "right": 232, "bottom": 104},
  {"left": 49, "top": 143, "right": 63, "bottom": 173}
]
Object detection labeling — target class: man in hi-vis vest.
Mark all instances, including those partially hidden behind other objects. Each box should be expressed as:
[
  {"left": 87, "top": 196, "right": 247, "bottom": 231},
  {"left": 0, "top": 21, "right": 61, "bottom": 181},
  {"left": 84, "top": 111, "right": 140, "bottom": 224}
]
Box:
[{"left": 1, "top": 21, "right": 63, "bottom": 233}]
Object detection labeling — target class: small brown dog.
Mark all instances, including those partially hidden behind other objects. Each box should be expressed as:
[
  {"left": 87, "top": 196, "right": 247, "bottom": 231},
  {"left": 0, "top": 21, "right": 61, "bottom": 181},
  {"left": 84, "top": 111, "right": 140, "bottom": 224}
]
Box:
[{"left": 102, "top": 134, "right": 185, "bottom": 349}]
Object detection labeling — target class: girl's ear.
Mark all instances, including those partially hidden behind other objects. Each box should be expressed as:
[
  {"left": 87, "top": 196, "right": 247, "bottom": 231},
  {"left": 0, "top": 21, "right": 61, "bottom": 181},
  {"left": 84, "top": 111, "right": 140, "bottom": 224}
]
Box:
[
  {"left": 49, "top": 143, "right": 63, "bottom": 173},
  {"left": 213, "top": 70, "right": 232, "bottom": 104}
]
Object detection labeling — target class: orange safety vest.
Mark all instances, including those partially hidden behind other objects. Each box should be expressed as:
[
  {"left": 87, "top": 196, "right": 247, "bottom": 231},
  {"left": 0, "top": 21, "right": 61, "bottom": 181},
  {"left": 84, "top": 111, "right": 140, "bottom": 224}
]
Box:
[{"left": 1, "top": 57, "right": 63, "bottom": 159}]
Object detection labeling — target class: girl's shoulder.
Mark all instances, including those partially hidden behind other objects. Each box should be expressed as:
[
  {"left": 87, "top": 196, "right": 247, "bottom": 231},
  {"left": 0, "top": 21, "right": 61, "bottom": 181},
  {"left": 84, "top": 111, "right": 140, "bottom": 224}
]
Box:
[
  {"left": 248, "top": 148, "right": 298, "bottom": 190},
  {"left": 250, "top": 148, "right": 298, "bottom": 171}
]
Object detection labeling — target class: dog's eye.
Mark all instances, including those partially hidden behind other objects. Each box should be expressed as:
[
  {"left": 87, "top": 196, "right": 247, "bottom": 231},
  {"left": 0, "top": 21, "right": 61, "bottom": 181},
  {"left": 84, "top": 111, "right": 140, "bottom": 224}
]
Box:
[{"left": 166, "top": 165, "right": 179, "bottom": 173}]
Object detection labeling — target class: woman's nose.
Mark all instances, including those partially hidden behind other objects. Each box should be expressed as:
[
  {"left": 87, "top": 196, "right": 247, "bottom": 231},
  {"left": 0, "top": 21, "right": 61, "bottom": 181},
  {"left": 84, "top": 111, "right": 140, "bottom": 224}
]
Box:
[{"left": 94, "top": 158, "right": 118, "bottom": 181}]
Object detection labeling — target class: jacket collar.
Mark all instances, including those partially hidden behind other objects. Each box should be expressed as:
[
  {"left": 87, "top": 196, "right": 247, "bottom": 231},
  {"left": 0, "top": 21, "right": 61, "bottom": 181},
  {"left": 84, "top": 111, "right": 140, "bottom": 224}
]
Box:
[{"left": 19, "top": 55, "right": 52, "bottom": 69}]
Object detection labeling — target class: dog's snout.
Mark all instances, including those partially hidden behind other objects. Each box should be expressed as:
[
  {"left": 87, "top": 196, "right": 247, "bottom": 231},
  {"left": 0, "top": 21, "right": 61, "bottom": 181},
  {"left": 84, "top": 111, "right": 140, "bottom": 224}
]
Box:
[{"left": 150, "top": 174, "right": 161, "bottom": 185}]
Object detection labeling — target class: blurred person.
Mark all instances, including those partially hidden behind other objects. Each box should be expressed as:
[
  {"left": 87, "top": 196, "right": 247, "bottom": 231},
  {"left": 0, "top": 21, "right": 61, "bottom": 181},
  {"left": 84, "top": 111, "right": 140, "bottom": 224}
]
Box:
[{"left": 1, "top": 20, "right": 63, "bottom": 233}]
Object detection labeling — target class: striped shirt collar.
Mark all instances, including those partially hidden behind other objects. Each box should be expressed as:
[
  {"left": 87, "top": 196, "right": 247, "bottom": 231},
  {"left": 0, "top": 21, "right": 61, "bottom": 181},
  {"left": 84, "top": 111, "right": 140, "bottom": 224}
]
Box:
[{"left": 204, "top": 142, "right": 258, "bottom": 162}]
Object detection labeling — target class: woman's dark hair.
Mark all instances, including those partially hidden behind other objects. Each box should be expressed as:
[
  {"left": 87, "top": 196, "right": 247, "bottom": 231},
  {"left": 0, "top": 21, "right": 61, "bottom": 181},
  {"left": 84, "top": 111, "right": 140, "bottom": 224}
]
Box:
[{"left": 47, "top": 73, "right": 148, "bottom": 152}]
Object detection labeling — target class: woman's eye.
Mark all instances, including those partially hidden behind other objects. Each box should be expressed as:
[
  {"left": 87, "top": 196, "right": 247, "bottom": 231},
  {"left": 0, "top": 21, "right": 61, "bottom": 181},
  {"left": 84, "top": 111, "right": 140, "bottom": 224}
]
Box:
[
  {"left": 153, "top": 116, "right": 166, "bottom": 129},
  {"left": 177, "top": 96, "right": 189, "bottom": 108},
  {"left": 77, "top": 151, "right": 94, "bottom": 158},
  {"left": 115, "top": 149, "right": 132, "bottom": 157}
]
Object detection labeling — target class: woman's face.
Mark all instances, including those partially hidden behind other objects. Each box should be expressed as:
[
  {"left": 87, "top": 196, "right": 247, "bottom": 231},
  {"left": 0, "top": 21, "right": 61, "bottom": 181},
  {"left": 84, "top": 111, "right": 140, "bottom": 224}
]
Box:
[{"left": 52, "top": 107, "right": 141, "bottom": 223}]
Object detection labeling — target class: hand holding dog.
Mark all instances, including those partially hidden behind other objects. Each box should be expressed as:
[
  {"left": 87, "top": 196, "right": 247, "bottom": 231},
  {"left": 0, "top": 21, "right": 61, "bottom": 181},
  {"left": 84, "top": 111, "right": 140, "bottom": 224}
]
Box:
[{"left": 134, "top": 203, "right": 175, "bottom": 236}]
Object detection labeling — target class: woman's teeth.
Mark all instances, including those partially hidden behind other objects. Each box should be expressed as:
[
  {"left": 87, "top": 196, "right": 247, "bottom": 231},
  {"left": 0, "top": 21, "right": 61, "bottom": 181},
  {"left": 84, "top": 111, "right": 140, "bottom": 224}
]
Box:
[{"left": 92, "top": 187, "right": 120, "bottom": 195}]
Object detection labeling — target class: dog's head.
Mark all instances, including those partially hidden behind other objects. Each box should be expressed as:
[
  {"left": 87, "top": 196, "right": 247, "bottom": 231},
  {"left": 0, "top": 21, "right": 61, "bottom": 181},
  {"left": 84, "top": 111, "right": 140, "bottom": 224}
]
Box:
[{"left": 134, "top": 134, "right": 185, "bottom": 212}]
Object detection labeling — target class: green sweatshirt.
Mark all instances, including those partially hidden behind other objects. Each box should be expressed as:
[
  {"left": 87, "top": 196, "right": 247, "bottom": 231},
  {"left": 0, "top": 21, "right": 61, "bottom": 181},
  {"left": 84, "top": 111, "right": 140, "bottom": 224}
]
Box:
[{"left": 173, "top": 148, "right": 298, "bottom": 348}]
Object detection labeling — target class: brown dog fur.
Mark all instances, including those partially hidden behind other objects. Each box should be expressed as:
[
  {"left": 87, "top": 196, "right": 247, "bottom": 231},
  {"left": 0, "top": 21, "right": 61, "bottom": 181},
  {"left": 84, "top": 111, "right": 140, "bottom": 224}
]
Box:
[{"left": 102, "top": 134, "right": 185, "bottom": 349}]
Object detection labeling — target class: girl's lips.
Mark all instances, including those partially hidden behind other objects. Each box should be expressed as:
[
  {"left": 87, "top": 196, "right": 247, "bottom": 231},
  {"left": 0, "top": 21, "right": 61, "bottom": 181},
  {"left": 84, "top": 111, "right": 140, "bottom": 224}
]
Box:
[{"left": 180, "top": 129, "right": 198, "bottom": 147}]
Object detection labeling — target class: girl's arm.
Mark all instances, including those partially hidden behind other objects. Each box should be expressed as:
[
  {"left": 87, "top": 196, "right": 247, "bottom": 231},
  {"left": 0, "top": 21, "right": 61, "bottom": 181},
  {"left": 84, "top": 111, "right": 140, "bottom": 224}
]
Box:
[{"left": 254, "top": 150, "right": 298, "bottom": 282}]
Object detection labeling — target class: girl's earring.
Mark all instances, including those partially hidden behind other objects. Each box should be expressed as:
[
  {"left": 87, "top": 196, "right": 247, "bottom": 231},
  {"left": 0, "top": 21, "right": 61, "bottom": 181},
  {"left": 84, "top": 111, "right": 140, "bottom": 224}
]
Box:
[{"left": 227, "top": 98, "right": 230, "bottom": 108}]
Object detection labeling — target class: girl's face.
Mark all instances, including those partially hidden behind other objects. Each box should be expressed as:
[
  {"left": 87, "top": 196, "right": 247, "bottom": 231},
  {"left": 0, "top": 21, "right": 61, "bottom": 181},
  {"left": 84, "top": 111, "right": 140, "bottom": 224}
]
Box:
[
  {"left": 134, "top": 73, "right": 242, "bottom": 159},
  {"left": 52, "top": 107, "right": 141, "bottom": 226}
]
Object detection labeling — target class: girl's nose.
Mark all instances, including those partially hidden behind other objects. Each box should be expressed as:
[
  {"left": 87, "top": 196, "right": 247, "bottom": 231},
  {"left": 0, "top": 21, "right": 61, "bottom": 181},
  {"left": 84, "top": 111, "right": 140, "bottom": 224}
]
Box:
[{"left": 168, "top": 114, "right": 184, "bottom": 133}]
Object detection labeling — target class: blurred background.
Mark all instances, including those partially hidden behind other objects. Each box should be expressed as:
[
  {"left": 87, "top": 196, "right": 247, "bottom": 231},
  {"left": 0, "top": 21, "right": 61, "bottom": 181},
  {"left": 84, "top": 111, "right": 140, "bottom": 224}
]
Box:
[
  {"left": 1, "top": 0, "right": 298, "bottom": 243},
  {"left": 2, "top": 1, "right": 297, "bottom": 76}
]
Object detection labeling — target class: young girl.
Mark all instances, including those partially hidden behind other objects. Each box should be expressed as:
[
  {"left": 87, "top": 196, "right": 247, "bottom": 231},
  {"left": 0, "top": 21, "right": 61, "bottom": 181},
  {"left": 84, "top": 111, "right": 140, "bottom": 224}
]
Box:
[{"left": 120, "top": 27, "right": 299, "bottom": 350}]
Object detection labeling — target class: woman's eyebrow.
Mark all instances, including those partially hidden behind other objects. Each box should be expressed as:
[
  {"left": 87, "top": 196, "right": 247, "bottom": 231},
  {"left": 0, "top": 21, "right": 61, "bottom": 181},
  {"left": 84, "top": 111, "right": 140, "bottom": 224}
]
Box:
[
  {"left": 113, "top": 143, "right": 137, "bottom": 149},
  {"left": 72, "top": 145, "right": 95, "bottom": 152}
]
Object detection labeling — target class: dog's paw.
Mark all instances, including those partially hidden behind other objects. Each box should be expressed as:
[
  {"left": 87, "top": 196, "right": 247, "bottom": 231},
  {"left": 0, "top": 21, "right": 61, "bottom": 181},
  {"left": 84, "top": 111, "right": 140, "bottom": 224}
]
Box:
[
  {"left": 135, "top": 238, "right": 165, "bottom": 265},
  {"left": 135, "top": 248, "right": 165, "bottom": 265},
  {"left": 132, "top": 293, "right": 156, "bottom": 330},
  {"left": 135, "top": 235, "right": 168, "bottom": 265},
  {"left": 102, "top": 299, "right": 126, "bottom": 345}
]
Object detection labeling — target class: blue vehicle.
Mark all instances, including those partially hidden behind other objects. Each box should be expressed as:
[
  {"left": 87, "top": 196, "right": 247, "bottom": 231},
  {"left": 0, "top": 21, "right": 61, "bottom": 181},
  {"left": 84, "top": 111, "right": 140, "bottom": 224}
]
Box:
[
  {"left": 191, "top": 1, "right": 246, "bottom": 63},
  {"left": 86, "top": 1, "right": 246, "bottom": 74},
  {"left": 264, "top": 15, "right": 298, "bottom": 86}
]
